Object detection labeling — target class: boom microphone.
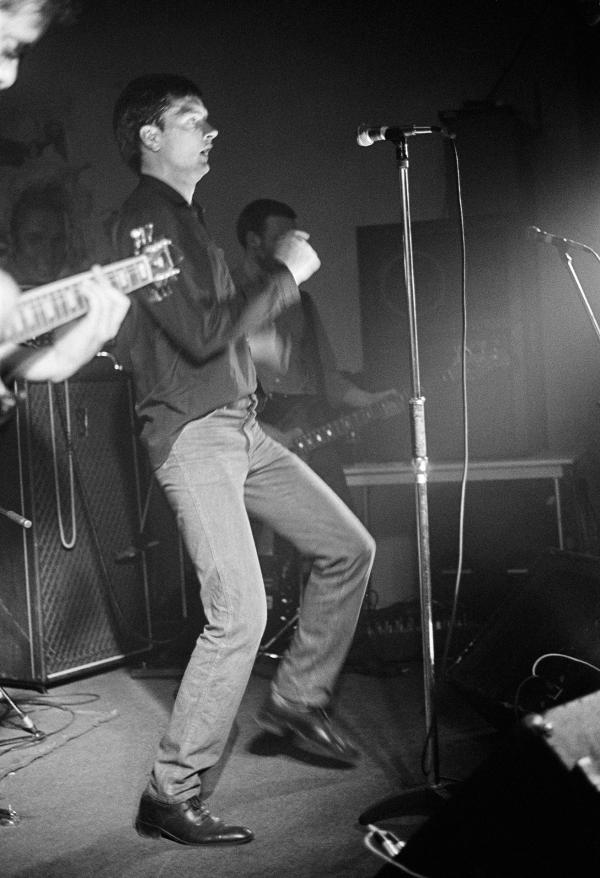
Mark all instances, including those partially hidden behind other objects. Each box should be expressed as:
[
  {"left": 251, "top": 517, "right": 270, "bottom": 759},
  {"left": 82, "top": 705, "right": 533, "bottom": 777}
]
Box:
[
  {"left": 357, "top": 123, "right": 443, "bottom": 146},
  {"left": 526, "top": 225, "right": 591, "bottom": 253}
]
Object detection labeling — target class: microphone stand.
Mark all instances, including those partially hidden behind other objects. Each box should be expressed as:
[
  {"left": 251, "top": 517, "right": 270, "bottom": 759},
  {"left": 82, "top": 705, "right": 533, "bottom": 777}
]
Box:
[
  {"left": 550, "top": 240, "right": 600, "bottom": 344},
  {"left": 359, "top": 134, "right": 450, "bottom": 826},
  {"left": 0, "top": 501, "right": 41, "bottom": 741}
]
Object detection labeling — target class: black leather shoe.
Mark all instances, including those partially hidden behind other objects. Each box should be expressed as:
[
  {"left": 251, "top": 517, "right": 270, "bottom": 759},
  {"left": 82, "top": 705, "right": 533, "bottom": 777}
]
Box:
[
  {"left": 135, "top": 792, "right": 253, "bottom": 845},
  {"left": 256, "top": 697, "right": 360, "bottom": 764}
]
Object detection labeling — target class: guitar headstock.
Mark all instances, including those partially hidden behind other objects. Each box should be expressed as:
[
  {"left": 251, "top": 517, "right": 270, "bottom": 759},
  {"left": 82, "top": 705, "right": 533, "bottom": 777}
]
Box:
[{"left": 130, "top": 224, "right": 180, "bottom": 302}]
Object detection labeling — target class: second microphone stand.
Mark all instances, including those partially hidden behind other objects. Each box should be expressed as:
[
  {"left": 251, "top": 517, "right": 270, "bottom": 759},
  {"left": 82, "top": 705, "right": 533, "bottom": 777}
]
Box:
[{"left": 551, "top": 239, "right": 600, "bottom": 344}]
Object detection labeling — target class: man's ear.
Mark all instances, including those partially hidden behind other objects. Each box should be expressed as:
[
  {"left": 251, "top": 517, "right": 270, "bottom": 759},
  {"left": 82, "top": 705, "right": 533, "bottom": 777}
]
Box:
[
  {"left": 139, "top": 124, "right": 161, "bottom": 152},
  {"left": 246, "top": 230, "right": 262, "bottom": 250}
]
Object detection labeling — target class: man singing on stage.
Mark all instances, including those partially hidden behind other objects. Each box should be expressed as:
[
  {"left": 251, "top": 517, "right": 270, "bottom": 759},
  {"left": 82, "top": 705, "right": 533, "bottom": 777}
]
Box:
[{"left": 110, "top": 74, "right": 375, "bottom": 847}]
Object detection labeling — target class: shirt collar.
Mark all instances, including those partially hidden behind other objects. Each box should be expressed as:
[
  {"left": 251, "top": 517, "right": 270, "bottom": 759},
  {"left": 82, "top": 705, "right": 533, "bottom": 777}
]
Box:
[{"left": 138, "top": 173, "right": 202, "bottom": 213}]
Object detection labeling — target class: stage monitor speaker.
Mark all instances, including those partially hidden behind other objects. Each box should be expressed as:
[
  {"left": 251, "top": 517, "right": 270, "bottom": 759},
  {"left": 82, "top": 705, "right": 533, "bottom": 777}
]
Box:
[
  {"left": 447, "top": 548, "right": 600, "bottom": 727},
  {"left": 356, "top": 214, "right": 547, "bottom": 462},
  {"left": 0, "top": 373, "right": 151, "bottom": 686},
  {"left": 390, "top": 690, "right": 600, "bottom": 878}
]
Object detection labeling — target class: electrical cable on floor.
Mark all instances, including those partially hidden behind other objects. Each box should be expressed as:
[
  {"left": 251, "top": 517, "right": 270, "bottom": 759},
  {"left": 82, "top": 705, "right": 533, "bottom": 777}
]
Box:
[
  {"left": 363, "top": 824, "right": 429, "bottom": 876},
  {"left": 0, "top": 712, "right": 70, "bottom": 753},
  {"left": 513, "top": 673, "right": 543, "bottom": 719},
  {"left": 531, "top": 651, "right": 600, "bottom": 678},
  {"left": 19, "top": 692, "right": 101, "bottom": 707},
  {"left": 0, "top": 688, "right": 43, "bottom": 739},
  {"left": 0, "top": 692, "right": 102, "bottom": 753},
  {"left": 513, "top": 651, "right": 600, "bottom": 717},
  {"left": 0, "top": 689, "right": 109, "bottom": 835}
]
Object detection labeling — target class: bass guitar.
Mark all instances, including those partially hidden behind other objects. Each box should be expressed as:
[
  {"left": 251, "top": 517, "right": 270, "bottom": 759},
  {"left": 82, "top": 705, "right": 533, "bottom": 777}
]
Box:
[{"left": 291, "top": 391, "right": 405, "bottom": 456}]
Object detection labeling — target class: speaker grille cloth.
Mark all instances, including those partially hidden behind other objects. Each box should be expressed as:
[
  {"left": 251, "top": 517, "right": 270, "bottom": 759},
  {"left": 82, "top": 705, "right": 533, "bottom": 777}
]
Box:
[{"left": 24, "top": 379, "right": 148, "bottom": 677}]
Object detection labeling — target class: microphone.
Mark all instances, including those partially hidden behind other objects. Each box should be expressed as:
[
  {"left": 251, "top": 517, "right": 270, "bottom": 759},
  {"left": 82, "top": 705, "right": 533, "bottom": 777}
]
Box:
[
  {"left": 357, "top": 123, "right": 443, "bottom": 147},
  {"left": 526, "top": 225, "right": 591, "bottom": 253}
]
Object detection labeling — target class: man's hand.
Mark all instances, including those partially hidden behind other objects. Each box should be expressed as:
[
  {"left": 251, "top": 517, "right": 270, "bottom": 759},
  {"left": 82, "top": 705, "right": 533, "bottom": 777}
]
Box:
[
  {"left": 273, "top": 230, "right": 320, "bottom": 286},
  {"left": 247, "top": 324, "right": 291, "bottom": 373},
  {"left": 0, "top": 267, "right": 19, "bottom": 326},
  {"left": 11, "top": 265, "right": 130, "bottom": 382}
]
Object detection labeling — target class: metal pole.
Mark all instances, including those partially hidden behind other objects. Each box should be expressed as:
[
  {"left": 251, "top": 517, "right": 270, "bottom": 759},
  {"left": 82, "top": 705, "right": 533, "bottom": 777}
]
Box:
[{"left": 396, "top": 138, "right": 439, "bottom": 784}]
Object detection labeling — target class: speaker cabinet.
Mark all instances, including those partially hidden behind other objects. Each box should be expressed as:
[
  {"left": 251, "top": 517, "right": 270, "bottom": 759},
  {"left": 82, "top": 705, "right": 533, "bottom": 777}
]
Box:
[
  {"left": 0, "top": 372, "right": 151, "bottom": 685},
  {"left": 356, "top": 215, "right": 547, "bottom": 462},
  {"left": 394, "top": 691, "right": 600, "bottom": 878},
  {"left": 447, "top": 549, "right": 600, "bottom": 726}
]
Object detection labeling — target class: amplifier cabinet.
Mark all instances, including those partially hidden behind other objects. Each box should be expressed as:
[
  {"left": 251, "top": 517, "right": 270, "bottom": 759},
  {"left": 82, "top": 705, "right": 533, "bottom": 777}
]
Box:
[{"left": 0, "top": 374, "right": 151, "bottom": 685}]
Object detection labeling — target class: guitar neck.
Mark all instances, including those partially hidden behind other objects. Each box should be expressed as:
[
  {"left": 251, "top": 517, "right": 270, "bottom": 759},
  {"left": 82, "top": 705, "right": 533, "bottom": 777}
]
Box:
[
  {"left": 0, "top": 254, "right": 156, "bottom": 346},
  {"left": 292, "top": 396, "right": 404, "bottom": 455}
]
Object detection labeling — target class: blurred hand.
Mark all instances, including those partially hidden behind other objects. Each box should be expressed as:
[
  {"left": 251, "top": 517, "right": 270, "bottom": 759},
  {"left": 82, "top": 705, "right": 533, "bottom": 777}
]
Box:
[
  {"left": 273, "top": 230, "right": 321, "bottom": 286},
  {"left": 0, "top": 267, "right": 19, "bottom": 327},
  {"left": 342, "top": 385, "right": 400, "bottom": 409},
  {"left": 247, "top": 324, "right": 291, "bottom": 373},
  {"left": 359, "top": 388, "right": 399, "bottom": 407}
]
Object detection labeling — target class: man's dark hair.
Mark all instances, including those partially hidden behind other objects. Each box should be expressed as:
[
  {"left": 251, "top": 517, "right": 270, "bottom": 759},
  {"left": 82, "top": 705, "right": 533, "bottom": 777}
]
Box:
[
  {"left": 113, "top": 74, "right": 203, "bottom": 174},
  {"left": 9, "top": 181, "right": 69, "bottom": 246},
  {"left": 236, "top": 199, "right": 296, "bottom": 248}
]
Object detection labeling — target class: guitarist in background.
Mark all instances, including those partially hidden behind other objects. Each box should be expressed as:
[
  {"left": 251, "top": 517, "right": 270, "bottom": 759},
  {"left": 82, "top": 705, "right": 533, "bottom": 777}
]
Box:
[
  {"left": 0, "top": 0, "right": 129, "bottom": 404},
  {"left": 233, "top": 198, "right": 396, "bottom": 507},
  {"left": 3, "top": 180, "right": 79, "bottom": 289}
]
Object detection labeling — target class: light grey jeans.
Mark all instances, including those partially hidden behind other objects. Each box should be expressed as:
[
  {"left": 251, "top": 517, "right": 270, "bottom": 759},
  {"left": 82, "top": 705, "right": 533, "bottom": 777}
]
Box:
[{"left": 148, "top": 397, "right": 375, "bottom": 803}]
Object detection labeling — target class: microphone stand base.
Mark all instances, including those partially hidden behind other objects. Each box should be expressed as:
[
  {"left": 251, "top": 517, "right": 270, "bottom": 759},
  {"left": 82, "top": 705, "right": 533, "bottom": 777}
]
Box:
[{"left": 358, "top": 780, "right": 459, "bottom": 826}]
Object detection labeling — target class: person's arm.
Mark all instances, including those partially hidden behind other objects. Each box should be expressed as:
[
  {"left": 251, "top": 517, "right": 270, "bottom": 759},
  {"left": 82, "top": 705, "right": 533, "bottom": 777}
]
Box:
[
  {"left": 306, "top": 293, "right": 396, "bottom": 408},
  {"left": 4, "top": 265, "right": 130, "bottom": 382},
  {"left": 247, "top": 323, "right": 291, "bottom": 372},
  {"left": 116, "top": 203, "right": 317, "bottom": 363},
  {"left": 337, "top": 381, "right": 397, "bottom": 408}
]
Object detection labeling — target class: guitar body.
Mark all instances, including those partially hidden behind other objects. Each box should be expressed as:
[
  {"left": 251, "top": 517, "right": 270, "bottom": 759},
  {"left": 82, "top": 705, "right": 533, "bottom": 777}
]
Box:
[{"left": 259, "top": 392, "right": 332, "bottom": 437}]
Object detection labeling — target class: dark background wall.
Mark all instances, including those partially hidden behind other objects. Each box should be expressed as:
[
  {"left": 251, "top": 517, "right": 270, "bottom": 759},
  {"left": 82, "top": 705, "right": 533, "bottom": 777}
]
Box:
[{"left": 3, "top": 0, "right": 600, "bottom": 460}]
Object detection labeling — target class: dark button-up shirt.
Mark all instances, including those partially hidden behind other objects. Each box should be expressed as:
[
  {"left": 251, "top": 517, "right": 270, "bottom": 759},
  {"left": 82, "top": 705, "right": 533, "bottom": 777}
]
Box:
[{"left": 112, "top": 175, "right": 299, "bottom": 468}]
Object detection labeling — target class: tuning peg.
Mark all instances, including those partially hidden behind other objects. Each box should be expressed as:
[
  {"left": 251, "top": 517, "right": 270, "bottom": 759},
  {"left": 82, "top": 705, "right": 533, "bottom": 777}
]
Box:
[
  {"left": 130, "top": 223, "right": 155, "bottom": 253},
  {"left": 130, "top": 227, "right": 145, "bottom": 254}
]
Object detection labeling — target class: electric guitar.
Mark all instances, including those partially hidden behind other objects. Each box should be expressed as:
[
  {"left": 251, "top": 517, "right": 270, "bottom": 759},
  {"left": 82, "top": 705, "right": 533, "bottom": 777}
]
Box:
[
  {"left": 291, "top": 391, "right": 406, "bottom": 456},
  {"left": 0, "top": 232, "right": 178, "bottom": 347}
]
